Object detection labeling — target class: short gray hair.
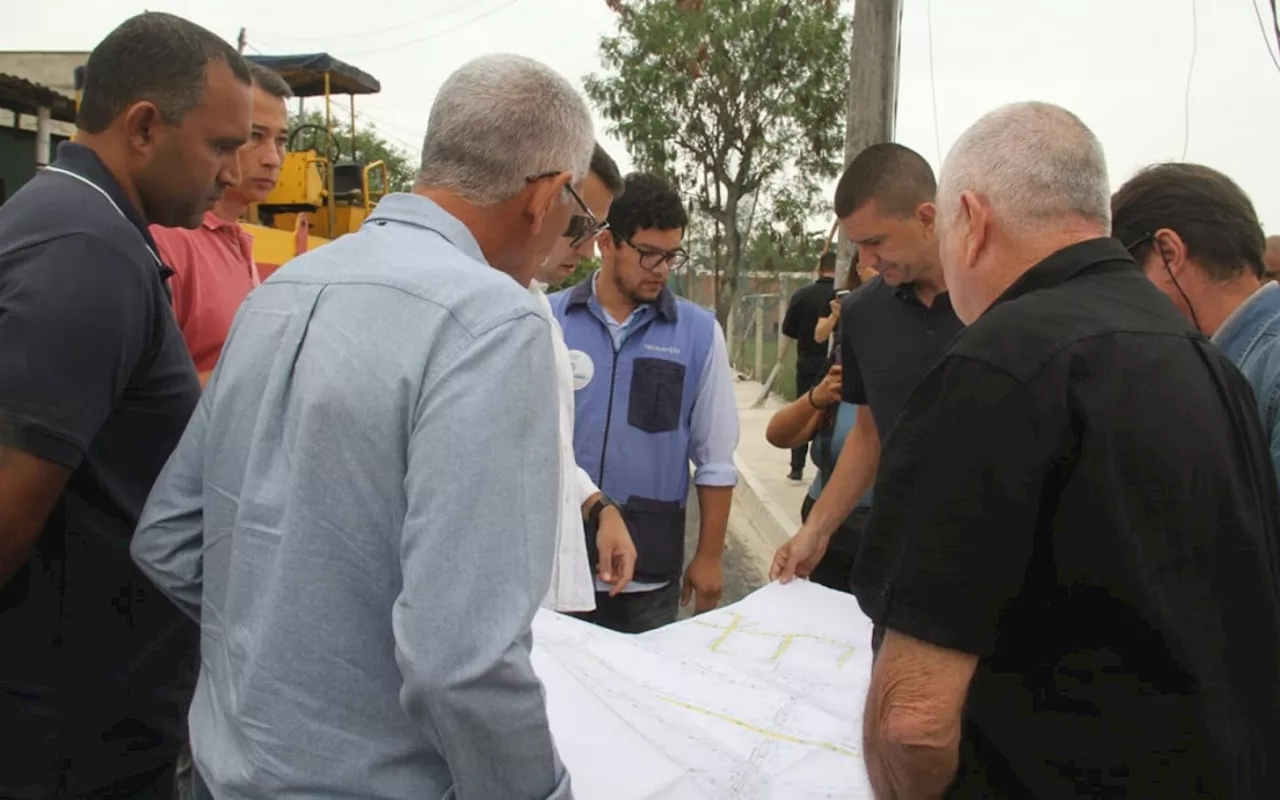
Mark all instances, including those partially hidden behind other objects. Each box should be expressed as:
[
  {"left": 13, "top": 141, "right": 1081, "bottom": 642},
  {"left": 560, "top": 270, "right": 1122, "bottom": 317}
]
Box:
[
  {"left": 417, "top": 54, "right": 594, "bottom": 205},
  {"left": 938, "top": 101, "right": 1111, "bottom": 233}
]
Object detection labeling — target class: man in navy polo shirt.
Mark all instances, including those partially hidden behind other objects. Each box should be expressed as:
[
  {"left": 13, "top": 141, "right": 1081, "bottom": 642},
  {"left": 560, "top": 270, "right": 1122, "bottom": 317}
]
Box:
[
  {"left": 771, "top": 143, "right": 965, "bottom": 596},
  {"left": 0, "top": 12, "right": 251, "bottom": 797},
  {"left": 550, "top": 173, "right": 740, "bottom": 633}
]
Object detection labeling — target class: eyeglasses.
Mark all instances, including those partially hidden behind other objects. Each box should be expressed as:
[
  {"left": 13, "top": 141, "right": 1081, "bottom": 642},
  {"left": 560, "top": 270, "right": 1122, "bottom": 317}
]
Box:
[
  {"left": 526, "top": 172, "right": 607, "bottom": 248},
  {"left": 619, "top": 236, "right": 689, "bottom": 271}
]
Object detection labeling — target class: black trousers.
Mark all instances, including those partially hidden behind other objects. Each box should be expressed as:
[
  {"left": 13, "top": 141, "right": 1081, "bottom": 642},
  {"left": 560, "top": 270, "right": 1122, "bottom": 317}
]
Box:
[
  {"left": 572, "top": 582, "right": 681, "bottom": 634},
  {"left": 799, "top": 494, "right": 869, "bottom": 593},
  {"left": 791, "top": 357, "right": 827, "bottom": 473}
]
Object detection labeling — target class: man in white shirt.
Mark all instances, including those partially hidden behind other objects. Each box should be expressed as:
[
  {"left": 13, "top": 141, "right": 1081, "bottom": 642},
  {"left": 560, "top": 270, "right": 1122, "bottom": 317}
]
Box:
[{"left": 531, "top": 143, "right": 636, "bottom": 612}]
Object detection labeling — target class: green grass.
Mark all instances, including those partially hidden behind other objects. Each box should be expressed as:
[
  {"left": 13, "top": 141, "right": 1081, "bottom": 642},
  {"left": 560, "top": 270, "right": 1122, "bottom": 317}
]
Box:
[{"left": 731, "top": 338, "right": 799, "bottom": 400}]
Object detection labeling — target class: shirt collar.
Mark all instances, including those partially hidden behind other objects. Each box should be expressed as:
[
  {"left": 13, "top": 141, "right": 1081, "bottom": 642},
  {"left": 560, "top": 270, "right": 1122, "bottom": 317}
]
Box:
[
  {"left": 202, "top": 210, "right": 241, "bottom": 232},
  {"left": 988, "top": 237, "right": 1135, "bottom": 312},
  {"left": 367, "top": 192, "right": 487, "bottom": 265},
  {"left": 565, "top": 268, "right": 678, "bottom": 322},
  {"left": 1212, "top": 281, "right": 1280, "bottom": 347},
  {"left": 50, "top": 141, "right": 167, "bottom": 275}
]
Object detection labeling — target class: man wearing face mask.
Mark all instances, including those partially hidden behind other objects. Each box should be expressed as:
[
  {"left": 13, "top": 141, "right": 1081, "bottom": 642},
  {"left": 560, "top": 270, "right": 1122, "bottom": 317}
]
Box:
[
  {"left": 550, "top": 172, "right": 739, "bottom": 633},
  {"left": 529, "top": 143, "right": 638, "bottom": 612},
  {"left": 131, "top": 54, "right": 587, "bottom": 798},
  {"left": 1111, "top": 164, "right": 1280, "bottom": 484},
  {"left": 0, "top": 12, "right": 251, "bottom": 797}
]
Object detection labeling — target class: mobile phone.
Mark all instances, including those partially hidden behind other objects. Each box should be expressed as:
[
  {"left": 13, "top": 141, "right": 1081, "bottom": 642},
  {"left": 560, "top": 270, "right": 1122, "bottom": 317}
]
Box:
[{"left": 836, "top": 289, "right": 850, "bottom": 297}]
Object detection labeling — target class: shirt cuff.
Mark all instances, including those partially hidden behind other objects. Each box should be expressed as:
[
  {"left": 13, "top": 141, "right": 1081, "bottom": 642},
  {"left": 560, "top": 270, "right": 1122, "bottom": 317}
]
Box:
[
  {"left": 693, "top": 462, "right": 738, "bottom": 487},
  {"left": 575, "top": 465, "right": 600, "bottom": 506}
]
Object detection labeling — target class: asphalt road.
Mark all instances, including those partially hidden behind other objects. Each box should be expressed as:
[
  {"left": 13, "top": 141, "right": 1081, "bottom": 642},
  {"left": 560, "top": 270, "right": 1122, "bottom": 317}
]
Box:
[{"left": 676, "top": 486, "right": 768, "bottom": 621}]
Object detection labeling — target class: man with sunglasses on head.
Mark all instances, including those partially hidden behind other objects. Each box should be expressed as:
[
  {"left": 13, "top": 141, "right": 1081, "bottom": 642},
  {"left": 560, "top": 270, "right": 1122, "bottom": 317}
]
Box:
[
  {"left": 1112, "top": 163, "right": 1280, "bottom": 482},
  {"left": 528, "top": 143, "right": 638, "bottom": 613},
  {"left": 549, "top": 172, "right": 739, "bottom": 633}
]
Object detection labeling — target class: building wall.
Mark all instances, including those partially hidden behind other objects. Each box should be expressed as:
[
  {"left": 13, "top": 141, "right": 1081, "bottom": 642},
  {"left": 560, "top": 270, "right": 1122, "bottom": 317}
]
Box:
[{"left": 0, "top": 126, "right": 70, "bottom": 204}]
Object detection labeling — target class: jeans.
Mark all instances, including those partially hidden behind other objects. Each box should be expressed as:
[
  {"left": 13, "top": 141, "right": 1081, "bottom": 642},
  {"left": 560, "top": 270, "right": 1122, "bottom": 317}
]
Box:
[{"left": 573, "top": 581, "right": 682, "bottom": 633}]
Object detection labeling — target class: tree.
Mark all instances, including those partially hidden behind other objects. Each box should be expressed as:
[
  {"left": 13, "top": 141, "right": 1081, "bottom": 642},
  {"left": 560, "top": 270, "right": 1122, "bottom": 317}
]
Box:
[
  {"left": 585, "top": 0, "right": 850, "bottom": 322},
  {"left": 288, "top": 110, "right": 416, "bottom": 193},
  {"left": 561, "top": 255, "right": 601, "bottom": 289}
]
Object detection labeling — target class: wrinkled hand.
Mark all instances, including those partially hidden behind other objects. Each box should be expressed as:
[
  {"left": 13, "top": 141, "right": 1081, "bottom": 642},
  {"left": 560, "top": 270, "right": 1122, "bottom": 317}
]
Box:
[
  {"left": 769, "top": 527, "right": 831, "bottom": 583},
  {"left": 595, "top": 508, "right": 637, "bottom": 597},
  {"left": 811, "top": 365, "right": 843, "bottom": 407},
  {"left": 681, "top": 553, "right": 723, "bottom": 613}
]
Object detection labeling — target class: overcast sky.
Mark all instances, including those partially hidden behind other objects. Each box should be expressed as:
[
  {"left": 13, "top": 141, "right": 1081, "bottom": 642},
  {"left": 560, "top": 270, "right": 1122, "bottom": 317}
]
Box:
[{"left": 4, "top": 0, "right": 1279, "bottom": 230}]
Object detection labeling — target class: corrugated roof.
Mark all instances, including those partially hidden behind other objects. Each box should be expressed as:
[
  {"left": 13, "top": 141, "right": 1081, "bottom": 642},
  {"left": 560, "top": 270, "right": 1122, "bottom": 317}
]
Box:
[{"left": 0, "top": 72, "right": 76, "bottom": 122}]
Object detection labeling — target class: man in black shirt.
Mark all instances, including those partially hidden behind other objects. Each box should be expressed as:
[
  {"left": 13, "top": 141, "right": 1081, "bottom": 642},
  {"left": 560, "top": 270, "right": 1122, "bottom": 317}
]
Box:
[
  {"left": 853, "top": 101, "right": 1280, "bottom": 798},
  {"left": 780, "top": 251, "right": 837, "bottom": 481},
  {"left": 0, "top": 14, "right": 252, "bottom": 798},
  {"left": 772, "top": 143, "right": 963, "bottom": 585}
]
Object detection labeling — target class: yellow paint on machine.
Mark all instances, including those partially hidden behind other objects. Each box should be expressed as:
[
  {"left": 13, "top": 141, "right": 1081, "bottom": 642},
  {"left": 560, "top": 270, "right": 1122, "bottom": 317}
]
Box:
[{"left": 244, "top": 221, "right": 331, "bottom": 280}]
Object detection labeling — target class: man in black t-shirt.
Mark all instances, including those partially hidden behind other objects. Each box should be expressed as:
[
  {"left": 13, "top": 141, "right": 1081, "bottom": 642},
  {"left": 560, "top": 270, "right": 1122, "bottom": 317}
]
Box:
[
  {"left": 780, "top": 251, "right": 836, "bottom": 481},
  {"left": 852, "top": 101, "right": 1280, "bottom": 798},
  {"left": 0, "top": 14, "right": 252, "bottom": 798}
]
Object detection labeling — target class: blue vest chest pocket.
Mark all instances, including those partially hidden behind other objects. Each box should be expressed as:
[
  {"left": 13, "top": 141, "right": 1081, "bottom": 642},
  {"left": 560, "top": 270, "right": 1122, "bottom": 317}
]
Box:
[{"left": 628, "top": 357, "right": 686, "bottom": 433}]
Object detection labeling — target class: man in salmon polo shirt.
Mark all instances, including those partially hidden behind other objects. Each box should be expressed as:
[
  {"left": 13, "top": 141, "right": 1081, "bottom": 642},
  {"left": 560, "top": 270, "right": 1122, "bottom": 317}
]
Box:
[{"left": 152, "top": 62, "right": 291, "bottom": 386}]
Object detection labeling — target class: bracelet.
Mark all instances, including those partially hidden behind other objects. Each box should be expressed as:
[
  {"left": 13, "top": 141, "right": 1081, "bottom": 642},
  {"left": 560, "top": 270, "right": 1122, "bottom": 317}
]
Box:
[{"left": 807, "top": 387, "right": 828, "bottom": 410}]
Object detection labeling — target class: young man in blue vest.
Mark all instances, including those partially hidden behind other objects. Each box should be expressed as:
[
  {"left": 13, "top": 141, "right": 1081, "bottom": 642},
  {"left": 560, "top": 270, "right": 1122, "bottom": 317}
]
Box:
[{"left": 549, "top": 172, "right": 739, "bottom": 633}]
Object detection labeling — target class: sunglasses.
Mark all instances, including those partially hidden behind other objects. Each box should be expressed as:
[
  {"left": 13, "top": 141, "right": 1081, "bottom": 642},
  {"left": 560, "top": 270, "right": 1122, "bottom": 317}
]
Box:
[{"left": 526, "top": 172, "right": 608, "bottom": 248}]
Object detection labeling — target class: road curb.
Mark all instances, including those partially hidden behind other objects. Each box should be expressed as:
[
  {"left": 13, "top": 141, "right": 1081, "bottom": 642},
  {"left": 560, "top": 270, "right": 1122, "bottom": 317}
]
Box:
[{"left": 731, "top": 453, "right": 798, "bottom": 555}]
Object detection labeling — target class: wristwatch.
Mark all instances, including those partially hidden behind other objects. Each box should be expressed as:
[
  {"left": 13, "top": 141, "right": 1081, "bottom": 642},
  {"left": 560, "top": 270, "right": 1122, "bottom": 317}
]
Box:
[{"left": 586, "top": 496, "right": 617, "bottom": 527}]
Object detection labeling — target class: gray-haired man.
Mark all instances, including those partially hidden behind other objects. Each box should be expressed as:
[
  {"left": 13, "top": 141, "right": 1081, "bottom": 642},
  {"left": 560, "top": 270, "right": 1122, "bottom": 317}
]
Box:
[{"left": 132, "top": 54, "right": 592, "bottom": 798}]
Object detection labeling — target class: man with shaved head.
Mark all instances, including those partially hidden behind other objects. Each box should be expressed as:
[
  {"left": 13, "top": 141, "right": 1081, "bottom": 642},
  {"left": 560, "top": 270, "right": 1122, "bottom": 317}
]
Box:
[
  {"left": 771, "top": 143, "right": 963, "bottom": 599},
  {"left": 849, "top": 102, "right": 1280, "bottom": 797}
]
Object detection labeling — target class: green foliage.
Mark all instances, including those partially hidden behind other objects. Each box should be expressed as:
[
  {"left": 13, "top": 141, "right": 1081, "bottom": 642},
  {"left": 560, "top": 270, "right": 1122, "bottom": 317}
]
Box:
[
  {"left": 288, "top": 110, "right": 416, "bottom": 193},
  {"left": 585, "top": 0, "right": 850, "bottom": 318},
  {"left": 560, "top": 256, "right": 601, "bottom": 289}
]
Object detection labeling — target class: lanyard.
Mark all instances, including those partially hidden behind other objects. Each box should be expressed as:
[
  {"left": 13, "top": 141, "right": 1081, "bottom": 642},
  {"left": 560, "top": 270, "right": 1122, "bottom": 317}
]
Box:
[{"left": 43, "top": 165, "right": 163, "bottom": 267}]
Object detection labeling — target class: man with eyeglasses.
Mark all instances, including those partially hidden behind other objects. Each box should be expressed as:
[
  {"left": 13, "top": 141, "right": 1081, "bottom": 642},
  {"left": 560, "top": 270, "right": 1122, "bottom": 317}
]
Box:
[
  {"left": 1111, "top": 163, "right": 1280, "bottom": 484},
  {"left": 527, "top": 143, "right": 637, "bottom": 613},
  {"left": 549, "top": 172, "right": 739, "bottom": 633}
]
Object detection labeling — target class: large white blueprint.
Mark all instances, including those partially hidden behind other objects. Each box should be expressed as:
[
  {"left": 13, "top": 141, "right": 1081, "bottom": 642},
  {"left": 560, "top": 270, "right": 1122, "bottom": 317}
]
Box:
[{"left": 532, "top": 580, "right": 877, "bottom": 799}]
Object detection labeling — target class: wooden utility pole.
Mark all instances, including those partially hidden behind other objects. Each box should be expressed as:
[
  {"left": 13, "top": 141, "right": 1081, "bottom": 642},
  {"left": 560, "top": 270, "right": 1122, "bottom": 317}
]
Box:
[
  {"left": 237, "top": 27, "right": 247, "bottom": 55},
  {"left": 834, "top": 0, "right": 903, "bottom": 288}
]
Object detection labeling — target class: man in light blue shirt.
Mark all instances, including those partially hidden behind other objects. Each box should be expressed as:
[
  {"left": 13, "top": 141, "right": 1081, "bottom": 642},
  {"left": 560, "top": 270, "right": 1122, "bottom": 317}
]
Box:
[
  {"left": 131, "top": 54, "right": 595, "bottom": 799},
  {"left": 1112, "top": 163, "right": 1280, "bottom": 484}
]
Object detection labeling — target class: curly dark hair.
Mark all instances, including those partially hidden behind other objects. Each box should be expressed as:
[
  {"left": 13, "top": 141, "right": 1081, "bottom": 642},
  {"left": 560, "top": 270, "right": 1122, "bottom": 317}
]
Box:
[{"left": 606, "top": 172, "right": 688, "bottom": 243}]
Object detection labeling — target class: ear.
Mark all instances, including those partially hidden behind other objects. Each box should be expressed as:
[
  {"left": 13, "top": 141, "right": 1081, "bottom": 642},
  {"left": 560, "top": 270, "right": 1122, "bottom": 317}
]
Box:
[
  {"left": 917, "top": 201, "right": 937, "bottom": 236},
  {"left": 1153, "top": 228, "right": 1190, "bottom": 276},
  {"left": 959, "top": 190, "right": 987, "bottom": 269},
  {"left": 523, "top": 171, "right": 572, "bottom": 234},
  {"left": 122, "top": 101, "right": 163, "bottom": 154}
]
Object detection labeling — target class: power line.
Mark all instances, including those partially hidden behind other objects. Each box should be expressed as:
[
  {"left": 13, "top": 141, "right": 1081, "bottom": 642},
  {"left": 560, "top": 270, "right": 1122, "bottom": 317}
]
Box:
[
  {"left": 249, "top": 0, "right": 477, "bottom": 43},
  {"left": 924, "top": 0, "right": 942, "bottom": 167},
  {"left": 343, "top": 0, "right": 526, "bottom": 58},
  {"left": 1181, "top": 0, "right": 1198, "bottom": 160},
  {"left": 1251, "top": 0, "right": 1280, "bottom": 76}
]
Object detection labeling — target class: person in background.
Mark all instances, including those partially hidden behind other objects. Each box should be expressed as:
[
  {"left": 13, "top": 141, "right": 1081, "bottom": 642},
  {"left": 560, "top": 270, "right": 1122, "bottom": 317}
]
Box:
[
  {"left": 1111, "top": 163, "right": 1280, "bottom": 482},
  {"left": 131, "top": 53, "right": 590, "bottom": 798},
  {"left": 0, "top": 12, "right": 250, "bottom": 797},
  {"left": 780, "top": 251, "right": 837, "bottom": 482},
  {"left": 151, "top": 62, "right": 292, "bottom": 387},
  {"left": 811, "top": 249, "right": 867, "bottom": 351},
  {"left": 854, "top": 101, "right": 1280, "bottom": 798},
  {"left": 766, "top": 253, "right": 874, "bottom": 592},
  {"left": 1265, "top": 234, "right": 1280, "bottom": 281},
  {"left": 530, "top": 142, "right": 637, "bottom": 612},
  {"left": 550, "top": 172, "right": 740, "bottom": 633},
  {"left": 771, "top": 144, "right": 963, "bottom": 595}
]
